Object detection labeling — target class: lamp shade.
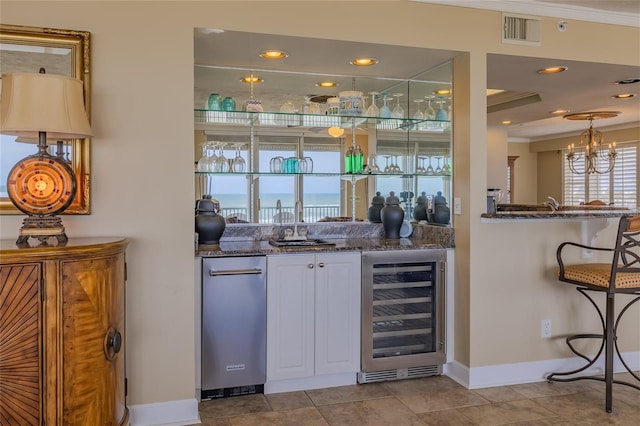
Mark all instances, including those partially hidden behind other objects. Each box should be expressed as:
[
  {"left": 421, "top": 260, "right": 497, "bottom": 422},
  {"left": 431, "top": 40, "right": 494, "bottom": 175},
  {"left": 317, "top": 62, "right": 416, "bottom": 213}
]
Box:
[{"left": 0, "top": 72, "right": 93, "bottom": 139}]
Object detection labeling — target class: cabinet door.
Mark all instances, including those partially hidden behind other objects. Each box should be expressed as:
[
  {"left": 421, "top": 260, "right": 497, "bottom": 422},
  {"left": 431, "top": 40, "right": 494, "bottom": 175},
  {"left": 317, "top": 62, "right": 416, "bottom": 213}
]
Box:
[
  {"left": 60, "top": 252, "right": 127, "bottom": 425},
  {"left": 266, "top": 254, "right": 315, "bottom": 381},
  {"left": 0, "top": 263, "right": 41, "bottom": 426},
  {"left": 314, "top": 252, "right": 361, "bottom": 375}
]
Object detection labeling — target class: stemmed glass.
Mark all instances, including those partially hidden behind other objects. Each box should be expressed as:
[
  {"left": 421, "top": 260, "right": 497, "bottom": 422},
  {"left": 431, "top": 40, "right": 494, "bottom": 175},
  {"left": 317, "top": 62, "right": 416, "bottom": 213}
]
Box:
[
  {"left": 436, "top": 96, "right": 448, "bottom": 121},
  {"left": 413, "top": 99, "right": 425, "bottom": 130},
  {"left": 379, "top": 94, "right": 391, "bottom": 118},
  {"left": 383, "top": 155, "right": 393, "bottom": 173},
  {"left": 365, "top": 154, "right": 380, "bottom": 173},
  {"left": 214, "top": 143, "right": 229, "bottom": 172},
  {"left": 435, "top": 156, "right": 443, "bottom": 175},
  {"left": 426, "top": 156, "right": 435, "bottom": 175},
  {"left": 425, "top": 96, "right": 436, "bottom": 120},
  {"left": 391, "top": 93, "right": 404, "bottom": 119},
  {"left": 442, "top": 157, "right": 452, "bottom": 175},
  {"left": 232, "top": 143, "right": 246, "bottom": 172},
  {"left": 391, "top": 154, "right": 402, "bottom": 173},
  {"left": 416, "top": 156, "right": 427, "bottom": 174},
  {"left": 366, "top": 92, "right": 380, "bottom": 117},
  {"left": 197, "top": 141, "right": 215, "bottom": 172}
]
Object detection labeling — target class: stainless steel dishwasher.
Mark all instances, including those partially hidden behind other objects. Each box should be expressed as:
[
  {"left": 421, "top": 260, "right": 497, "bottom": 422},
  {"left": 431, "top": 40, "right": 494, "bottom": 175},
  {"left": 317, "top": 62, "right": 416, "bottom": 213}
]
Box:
[{"left": 201, "top": 256, "right": 266, "bottom": 399}]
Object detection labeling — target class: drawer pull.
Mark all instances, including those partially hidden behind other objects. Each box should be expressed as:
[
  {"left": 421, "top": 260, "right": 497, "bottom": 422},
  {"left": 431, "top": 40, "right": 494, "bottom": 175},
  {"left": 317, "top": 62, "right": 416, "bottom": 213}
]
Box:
[{"left": 104, "top": 327, "right": 122, "bottom": 360}]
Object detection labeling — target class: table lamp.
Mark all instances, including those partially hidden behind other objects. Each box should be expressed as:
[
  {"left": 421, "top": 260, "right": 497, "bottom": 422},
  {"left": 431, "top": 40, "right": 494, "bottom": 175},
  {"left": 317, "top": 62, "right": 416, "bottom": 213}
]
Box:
[{"left": 0, "top": 71, "right": 93, "bottom": 246}]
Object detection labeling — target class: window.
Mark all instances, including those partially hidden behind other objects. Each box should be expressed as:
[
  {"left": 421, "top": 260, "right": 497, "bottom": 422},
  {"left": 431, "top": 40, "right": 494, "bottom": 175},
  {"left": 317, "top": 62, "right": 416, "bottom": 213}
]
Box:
[
  {"left": 202, "top": 133, "right": 341, "bottom": 223},
  {"left": 563, "top": 142, "right": 638, "bottom": 207}
]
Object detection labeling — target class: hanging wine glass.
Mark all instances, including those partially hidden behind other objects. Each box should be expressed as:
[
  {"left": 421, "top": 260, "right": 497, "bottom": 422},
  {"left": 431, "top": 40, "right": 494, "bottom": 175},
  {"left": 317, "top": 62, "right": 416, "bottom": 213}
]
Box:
[
  {"left": 366, "top": 91, "right": 380, "bottom": 117},
  {"left": 383, "top": 155, "right": 393, "bottom": 174},
  {"left": 370, "top": 154, "right": 380, "bottom": 173},
  {"left": 379, "top": 93, "right": 391, "bottom": 118},
  {"left": 232, "top": 143, "right": 246, "bottom": 172},
  {"left": 426, "top": 156, "right": 434, "bottom": 175},
  {"left": 416, "top": 156, "right": 427, "bottom": 175},
  {"left": 215, "top": 143, "right": 229, "bottom": 172},
  {"left": 392, "top": 154, "right": 402, "bottom": 173},
  {"left": 413, "top": 99, "right": 425, "bottom": 130},
  {"left": 442, "top": 156, "right": 452, "bottom": 175},
  {"left": 197, "top": 141, "right": 213, "bottom": 172},
  {"left": 435, "top": 156, "right": 443, "bottom": 175},
  {"left": 391, "top": 93, "right": 404, "bottom": 119},
  {"left": 436, "top": 96, "right": 448, "bottom": 121}
]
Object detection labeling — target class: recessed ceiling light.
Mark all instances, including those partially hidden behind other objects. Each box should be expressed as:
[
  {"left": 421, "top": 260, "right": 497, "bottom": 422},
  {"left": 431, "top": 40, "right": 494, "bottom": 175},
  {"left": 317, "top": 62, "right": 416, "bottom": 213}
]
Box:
[
  {"left": 550, "top": 109, "right": 570, "bottom": 115},
  {"left": 240, "top": 76, "right": 263, "bottom": 83},
  {"left": 615, "top": 78, "right": 640, "bottom": 85},
  {"left": 259, "top": 50, "right": 288, "bottom": 60},
  {"left": 434, "top": 89, "right": 451, "bottom": 95},
  {"left": 501, "top": 120, "right": 512, "bottom": 125},
  {"left": 537, "top": 66, "right": 568, "bottom": 74},
  {"left": 316, "top": 81, "right": 337, "bottom": 88},
  {"left": 611, "top": 93, "right": 636, "bottom": 99},
  {"left": 350, "top": 57, "right": 378, "bottom": 66}
]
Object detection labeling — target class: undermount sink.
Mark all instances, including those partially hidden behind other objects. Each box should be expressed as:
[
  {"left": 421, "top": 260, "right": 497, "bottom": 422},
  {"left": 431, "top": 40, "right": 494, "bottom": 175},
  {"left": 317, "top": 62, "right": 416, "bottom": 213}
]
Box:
[{"left": 268, "top": 238, "right": 336, "bottom": 248}]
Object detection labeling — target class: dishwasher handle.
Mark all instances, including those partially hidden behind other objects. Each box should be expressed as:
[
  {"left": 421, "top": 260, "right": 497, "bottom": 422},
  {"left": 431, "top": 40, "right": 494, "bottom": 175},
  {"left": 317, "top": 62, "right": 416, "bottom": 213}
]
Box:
[{"left": 209, "top": 268, "right": 263, "bottom": 276}]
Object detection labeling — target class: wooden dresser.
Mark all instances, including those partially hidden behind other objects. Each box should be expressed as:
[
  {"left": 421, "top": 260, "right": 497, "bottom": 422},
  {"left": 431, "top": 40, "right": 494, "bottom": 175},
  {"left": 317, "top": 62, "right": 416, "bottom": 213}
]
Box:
[{"left": 0, "top": 237, "right": 129, "bottom": 425}]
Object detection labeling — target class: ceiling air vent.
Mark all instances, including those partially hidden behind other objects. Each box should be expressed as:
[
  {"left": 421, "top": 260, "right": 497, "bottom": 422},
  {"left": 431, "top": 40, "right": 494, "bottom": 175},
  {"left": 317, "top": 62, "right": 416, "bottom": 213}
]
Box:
[{"left": 502, "top": 13, "right": 541, "bottom": 46}]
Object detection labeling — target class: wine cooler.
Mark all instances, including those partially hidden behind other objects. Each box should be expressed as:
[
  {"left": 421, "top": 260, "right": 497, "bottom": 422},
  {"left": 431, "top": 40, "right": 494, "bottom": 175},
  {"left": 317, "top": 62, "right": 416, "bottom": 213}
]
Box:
[{"left": 359, "top": 249, "right": 446, "bottom": 383}]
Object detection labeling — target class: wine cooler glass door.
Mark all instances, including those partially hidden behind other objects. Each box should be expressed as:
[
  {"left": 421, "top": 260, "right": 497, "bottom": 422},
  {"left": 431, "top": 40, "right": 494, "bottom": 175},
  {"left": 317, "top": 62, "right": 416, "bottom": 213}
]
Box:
[{"left": 361, "top": 250, "right": 446, "bottom": 373}]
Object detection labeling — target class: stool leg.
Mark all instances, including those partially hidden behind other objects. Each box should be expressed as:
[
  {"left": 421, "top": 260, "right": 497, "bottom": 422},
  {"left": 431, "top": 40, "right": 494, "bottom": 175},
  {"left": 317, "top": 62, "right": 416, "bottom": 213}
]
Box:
[{"left": 605, "top": 293, "right": 614, "bottom": 413}]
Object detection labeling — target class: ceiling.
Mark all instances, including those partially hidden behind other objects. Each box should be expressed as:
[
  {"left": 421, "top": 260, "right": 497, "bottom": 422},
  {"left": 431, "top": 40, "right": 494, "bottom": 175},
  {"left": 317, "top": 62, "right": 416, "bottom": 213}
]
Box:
[{"left": 194, "top": 2, "right": 639, "bottom": 142}]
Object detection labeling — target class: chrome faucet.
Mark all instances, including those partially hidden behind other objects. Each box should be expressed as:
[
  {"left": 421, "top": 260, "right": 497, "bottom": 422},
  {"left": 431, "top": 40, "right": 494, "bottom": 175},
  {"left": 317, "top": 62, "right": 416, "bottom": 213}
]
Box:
[
  {"left": 546, "top": 196, "right": 560, "bottom": 211},
  {"left": 276, "top": 199, "right": 282, "bottom": 225}
]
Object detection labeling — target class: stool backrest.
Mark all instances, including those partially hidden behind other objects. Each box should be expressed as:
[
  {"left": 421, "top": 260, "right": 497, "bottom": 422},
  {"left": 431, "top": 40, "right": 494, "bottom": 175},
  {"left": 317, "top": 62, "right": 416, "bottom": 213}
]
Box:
[{"left": 613, "top": 214, "right": 640, "bottom": 280}]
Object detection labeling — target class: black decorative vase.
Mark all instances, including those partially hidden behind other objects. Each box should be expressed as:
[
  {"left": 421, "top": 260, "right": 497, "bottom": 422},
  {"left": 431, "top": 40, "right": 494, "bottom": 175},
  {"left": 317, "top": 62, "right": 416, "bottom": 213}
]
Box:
[
  {"left": 433, "top": 191, "right": 450, "bottom": 225},
  {"left": 381, "top": 191, "right": 404, "bottom": 239},
  {"left": 367, "top": 192, "right": 385, "bottom": 223},
  {"left": 413, "top": 191, "right": 428, "bottom": 221},
  {"left": 195, "top": 195, "right": 226, "bottom": 244}
]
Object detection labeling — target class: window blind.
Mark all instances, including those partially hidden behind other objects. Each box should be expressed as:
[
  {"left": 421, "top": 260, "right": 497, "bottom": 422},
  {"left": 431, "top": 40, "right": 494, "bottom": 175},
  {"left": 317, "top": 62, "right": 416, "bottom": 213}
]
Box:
[{"left": 563, "top": 143, "right": 638, "bottom": 207}]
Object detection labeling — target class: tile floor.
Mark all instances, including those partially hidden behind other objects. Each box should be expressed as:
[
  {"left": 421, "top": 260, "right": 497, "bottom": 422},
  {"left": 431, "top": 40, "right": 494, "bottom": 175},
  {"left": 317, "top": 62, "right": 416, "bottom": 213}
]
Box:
[{"left": 197, "top": 373, "right": 640, "bottom": 425}]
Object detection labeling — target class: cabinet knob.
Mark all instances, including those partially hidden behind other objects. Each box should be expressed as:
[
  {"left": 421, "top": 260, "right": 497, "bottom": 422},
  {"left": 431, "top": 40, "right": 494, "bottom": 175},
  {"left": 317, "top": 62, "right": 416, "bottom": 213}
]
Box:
[
  {"left": 318, "top": 262, "right": 325, "bottom": 268},
  {"left": 104, "top": 327, "right": 122, "bottom": 360},
  {"left": 308, "top": 264, "right": 314, "bottom": 269}
]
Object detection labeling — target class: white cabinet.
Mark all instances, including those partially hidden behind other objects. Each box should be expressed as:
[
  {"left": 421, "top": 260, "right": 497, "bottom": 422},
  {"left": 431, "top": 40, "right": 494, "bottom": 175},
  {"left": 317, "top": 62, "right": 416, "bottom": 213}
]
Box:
[{"left": 266, "top": 252, "right": 361, "bottom": 388}]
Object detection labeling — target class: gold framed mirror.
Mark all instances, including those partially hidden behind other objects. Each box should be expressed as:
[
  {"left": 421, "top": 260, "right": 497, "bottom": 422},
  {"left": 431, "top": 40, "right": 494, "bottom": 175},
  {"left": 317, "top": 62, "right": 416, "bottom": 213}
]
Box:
[{"left": 0, "top": 24, "right": 91, "bottom": 214}]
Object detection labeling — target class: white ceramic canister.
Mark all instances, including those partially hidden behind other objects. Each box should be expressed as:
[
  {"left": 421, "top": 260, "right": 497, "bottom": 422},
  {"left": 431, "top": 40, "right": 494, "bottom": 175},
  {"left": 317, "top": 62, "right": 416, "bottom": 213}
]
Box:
[
  {"left": 326, "top": 97, "right": 340, "bottom": 115},
  {"left": 339, "top": 91, "right": 363, "bottom": 116}
]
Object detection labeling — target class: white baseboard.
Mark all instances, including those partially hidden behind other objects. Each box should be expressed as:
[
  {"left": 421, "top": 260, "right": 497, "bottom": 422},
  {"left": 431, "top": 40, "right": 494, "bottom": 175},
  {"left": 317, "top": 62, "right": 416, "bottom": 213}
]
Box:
[
  {"left": 445, "top": 351, "right": 640, "bottom": 389},
  {"left": 129, "top": 398, "right": 200, "bottom": 426}
]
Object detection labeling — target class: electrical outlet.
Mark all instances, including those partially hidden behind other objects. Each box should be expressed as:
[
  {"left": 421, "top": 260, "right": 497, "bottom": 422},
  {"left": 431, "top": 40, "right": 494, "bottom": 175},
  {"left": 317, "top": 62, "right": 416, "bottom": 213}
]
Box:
[{"left": 541, "top": 319, "right": 552, "bottom": 338}]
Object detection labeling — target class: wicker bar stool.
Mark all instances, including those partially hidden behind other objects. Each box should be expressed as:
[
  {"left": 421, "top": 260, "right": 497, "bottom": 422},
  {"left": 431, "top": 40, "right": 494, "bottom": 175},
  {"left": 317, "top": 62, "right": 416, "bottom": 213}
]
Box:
[{"left": 547, "top": 214, "right": 640, "bottom": 413}]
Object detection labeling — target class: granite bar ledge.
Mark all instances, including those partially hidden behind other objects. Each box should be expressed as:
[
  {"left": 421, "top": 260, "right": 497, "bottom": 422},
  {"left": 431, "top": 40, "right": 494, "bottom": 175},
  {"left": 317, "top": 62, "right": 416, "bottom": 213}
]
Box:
[{"left": 196, "top": 222, "right": 454, "bottom": 257}]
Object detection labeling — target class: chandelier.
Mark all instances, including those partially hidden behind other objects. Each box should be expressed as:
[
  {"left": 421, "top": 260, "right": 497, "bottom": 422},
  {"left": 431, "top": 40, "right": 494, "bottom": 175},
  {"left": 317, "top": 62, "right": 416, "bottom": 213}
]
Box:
[{"left": 564, "top": 111, "right": 619, "bottom": 175}]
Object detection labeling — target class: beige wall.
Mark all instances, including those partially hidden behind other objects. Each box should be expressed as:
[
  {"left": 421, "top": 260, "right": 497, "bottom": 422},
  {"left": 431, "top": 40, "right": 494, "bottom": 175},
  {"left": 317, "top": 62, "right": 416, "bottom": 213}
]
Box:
[
  {"left": 487, "top": 126, "right": 508, "bottom": 192},
  {"left": 2, "top": 1, "right": 639, "bottom": 405},
  {"left": 508, "top": 142, "right": 539, "bottom": 204}
]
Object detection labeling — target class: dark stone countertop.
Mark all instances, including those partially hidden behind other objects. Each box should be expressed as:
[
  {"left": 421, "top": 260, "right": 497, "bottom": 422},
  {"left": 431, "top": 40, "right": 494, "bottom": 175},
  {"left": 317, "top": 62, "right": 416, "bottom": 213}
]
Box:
[
  {"left": 481, "top": 209, "right": 638, "bottom": 220},
  {"left": 196, "top": 237, "right": 448, "bottom": 257},
  {"left": 195, "top": 222, "right": 454, "bottom": 257}
]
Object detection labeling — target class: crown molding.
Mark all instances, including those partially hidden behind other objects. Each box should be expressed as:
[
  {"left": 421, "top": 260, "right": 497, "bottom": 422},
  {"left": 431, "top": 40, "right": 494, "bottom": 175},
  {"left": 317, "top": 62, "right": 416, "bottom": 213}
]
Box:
[{"left": 412, "top": 1, "right": 640, "bottom": 28}]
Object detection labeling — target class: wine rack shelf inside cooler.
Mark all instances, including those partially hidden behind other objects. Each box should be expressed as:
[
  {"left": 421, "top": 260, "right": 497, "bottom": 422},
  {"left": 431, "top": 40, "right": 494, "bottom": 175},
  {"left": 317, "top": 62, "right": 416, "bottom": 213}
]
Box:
[{"left": 371, "top": 261, "right": 436, "bottom": 358}]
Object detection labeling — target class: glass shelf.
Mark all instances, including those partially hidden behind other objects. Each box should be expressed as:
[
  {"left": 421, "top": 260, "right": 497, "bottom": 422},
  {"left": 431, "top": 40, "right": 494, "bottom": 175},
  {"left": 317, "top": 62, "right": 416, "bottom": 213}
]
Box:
[
  {"left": 194, "top": 109, "right": 450, "bottom": 132},
  {"left": 195, "top": 171, "right": 451, "bottom": 178}
]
